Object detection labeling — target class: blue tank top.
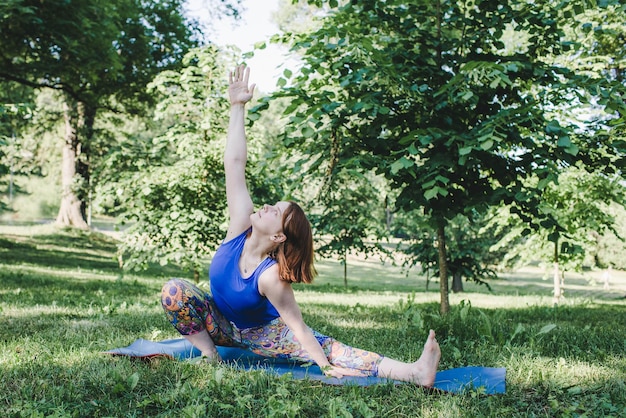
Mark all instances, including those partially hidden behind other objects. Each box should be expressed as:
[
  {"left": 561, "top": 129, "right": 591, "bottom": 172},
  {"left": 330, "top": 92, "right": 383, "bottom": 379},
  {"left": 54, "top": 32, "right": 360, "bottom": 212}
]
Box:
[{"left": 209, "top": 229, "right": 280, "bottom": 329}]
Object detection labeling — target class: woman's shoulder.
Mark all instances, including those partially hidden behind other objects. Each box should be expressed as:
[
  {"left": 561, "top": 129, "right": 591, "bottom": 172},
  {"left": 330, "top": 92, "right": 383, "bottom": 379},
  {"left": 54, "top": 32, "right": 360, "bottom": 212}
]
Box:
[
  {"left": 257, "top": 263, "right": 290, "bottom": 296},
  {"left": 221, "top": 227, "right": 251, "bottom": 245}
]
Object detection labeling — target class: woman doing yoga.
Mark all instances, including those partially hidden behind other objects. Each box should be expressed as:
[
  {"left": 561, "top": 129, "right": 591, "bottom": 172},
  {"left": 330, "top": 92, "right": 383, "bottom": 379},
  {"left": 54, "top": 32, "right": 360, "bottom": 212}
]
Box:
[{"left": 161, "top": 65, "right": 441, "bottom": 384}]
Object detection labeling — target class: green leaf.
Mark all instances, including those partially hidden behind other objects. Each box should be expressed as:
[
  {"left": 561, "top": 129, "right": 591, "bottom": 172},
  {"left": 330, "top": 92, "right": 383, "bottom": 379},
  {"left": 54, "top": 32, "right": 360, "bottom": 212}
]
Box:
[
  {"left": 459, "top": 146, "right": 473, "bottom": 155},
  {"left": 536, "top": 324, "right": 557, "bottom": 335},
  {"left": 390, "top": 157, "right": 413, "bottom": 174},
  {"left": 545, "top": 120, "right": 562, "bottom": 134},
  {"left": 112, "top": 383, "right": 125, "bottom": 394},
  {"left": 557, "top": 136, "right": 571, "bottom": 147},
  {"left": 127, "top": 372, "right": 140, "bottom": 391},
  {"left": 424, "top": 187, "right": 439, "bottom": 200},
  {"left": 461, "top": 91, "right": 473, "bottom": 101},
  {"left": 422, "top": 179, "right": 436, "bottom": 189},
  {"left": 301, "top": 126, "right": 315, "bottom": 138},
  {"left": 424, "top": 186, "right": 448, "bottom": 200},
  {"left": 565, "top": 144, "right": 579, "bottom": 156},
  {"left": 480, "top": 139, "right": 494, "bottom": 151},
  {"left": 548, "top": 231, "right": 560, "bottom": 242},
  {"left": 540, "top": 218, "right": 555, "bottom": 228},
  {"left": 435, "top": 175, "right": 450, "bottom": 184},
  {"left": 537, "top": 177, "right": 551, "bottom": 190}
]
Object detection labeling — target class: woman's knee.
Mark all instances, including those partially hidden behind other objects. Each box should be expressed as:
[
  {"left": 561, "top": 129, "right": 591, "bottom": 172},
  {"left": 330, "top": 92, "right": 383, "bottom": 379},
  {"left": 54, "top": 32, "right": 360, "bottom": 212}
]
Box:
[{"left": 161, "top": 278, "right": 190, "bottom": 311}]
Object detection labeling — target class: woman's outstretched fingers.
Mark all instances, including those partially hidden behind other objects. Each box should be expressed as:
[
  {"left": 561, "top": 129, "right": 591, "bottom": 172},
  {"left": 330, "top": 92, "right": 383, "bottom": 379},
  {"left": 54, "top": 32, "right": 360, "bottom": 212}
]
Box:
[
  {"left": 228, "top": 65, "right": 255, "bottom": 104},
  {"left": 243, "top": 65, "right": 250, "bottom": 85}
]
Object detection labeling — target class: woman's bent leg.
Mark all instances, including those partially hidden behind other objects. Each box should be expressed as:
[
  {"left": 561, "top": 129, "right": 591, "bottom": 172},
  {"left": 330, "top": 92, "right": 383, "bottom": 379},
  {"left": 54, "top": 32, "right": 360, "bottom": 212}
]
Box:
[{"left": 161, "top": 278, "right": 239, "bottom": 358}]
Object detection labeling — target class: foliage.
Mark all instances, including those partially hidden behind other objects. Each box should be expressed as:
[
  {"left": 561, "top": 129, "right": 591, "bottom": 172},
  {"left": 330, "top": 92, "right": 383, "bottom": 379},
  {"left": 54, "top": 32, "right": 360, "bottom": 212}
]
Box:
[
  {"left": 560, "top": 1, "right": 626, "bottom": 163},
  {"left": 309, "top": 168, "right": 390, "bottom": 285},
  {"left": 273, "top": 0, "right": 329, "bottom": 34},
  {"left": 400, "top": 211, "right": 503, "bottom": 292},
  {"left": 267, "top": 0, "right": 626, "bottom": 312},
  {"left": 0, "top": 0, "right": 199, "bottom": 111},
  {"left": 0, "top": 0, "right": 202, "bottom": 226},
  {"left": 491, "top": 166, "right": 626, "bottom": 274},
  {"left": 1, "top": 227, "right": 625, "bottom": 417},
  {"left": 104, "top": 46, "right": 232, "bottom": 277},
  {"left": 0, "top": 82, "right": 36, "bottom": 213},
  {"left": 593, "top": 203, "right": 626, "bottom": 270}
]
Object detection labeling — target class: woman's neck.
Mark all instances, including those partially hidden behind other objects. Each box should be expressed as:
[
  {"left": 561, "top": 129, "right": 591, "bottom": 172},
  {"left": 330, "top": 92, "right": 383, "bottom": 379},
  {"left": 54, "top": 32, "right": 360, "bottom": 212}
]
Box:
[
  {"left": 240, "top": 236, "right": 272, "bottom": 275},
  {"left": 243, "top": 232, "right": 274, "bottom": 260}
]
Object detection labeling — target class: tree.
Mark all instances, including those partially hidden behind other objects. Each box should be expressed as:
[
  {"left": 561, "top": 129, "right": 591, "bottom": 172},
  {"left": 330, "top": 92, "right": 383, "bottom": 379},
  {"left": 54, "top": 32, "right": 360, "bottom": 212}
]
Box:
[
  {"left": 309, "top": 168, "right": 389, "bottom": 287},
  {"left": 99, "top": 46, "right": 230, "bottom": 279},
  {"left": 490, "top": 166, "right": 625, "bottom": 303},
  {"left": 0, "top": 0, "right": 205, "bottom": 228},
  {"left": 400, "top": 211, "right": 502, "bottom": 293},
  {"left": 269, "top": 0, "right": 625, "bottom": 313},
  {"left": 0, "top": 82, "right": 36, "bottom": 214}
]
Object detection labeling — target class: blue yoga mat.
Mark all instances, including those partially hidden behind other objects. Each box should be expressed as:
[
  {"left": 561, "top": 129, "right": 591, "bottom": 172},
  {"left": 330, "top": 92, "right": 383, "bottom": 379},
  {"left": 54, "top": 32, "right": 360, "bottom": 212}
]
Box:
[{"left": 105, "top": 338, "right": 506, "bottom": 394}]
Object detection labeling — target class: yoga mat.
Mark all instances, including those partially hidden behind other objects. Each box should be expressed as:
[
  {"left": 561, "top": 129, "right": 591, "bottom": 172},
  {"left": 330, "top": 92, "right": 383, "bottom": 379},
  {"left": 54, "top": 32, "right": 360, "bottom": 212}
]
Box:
[{"left": 105, "top": 338, "right": 506, "bottom": 394}]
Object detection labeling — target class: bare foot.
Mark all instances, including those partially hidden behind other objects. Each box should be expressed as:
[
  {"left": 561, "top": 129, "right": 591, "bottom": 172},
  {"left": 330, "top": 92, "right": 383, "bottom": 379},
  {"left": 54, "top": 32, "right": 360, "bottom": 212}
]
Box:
[
  {"left": 377, "top": 329, "right": 441, "bottom": 386},
  {"left": 409, "top": 329, "right": 441, "bottom": 387}
]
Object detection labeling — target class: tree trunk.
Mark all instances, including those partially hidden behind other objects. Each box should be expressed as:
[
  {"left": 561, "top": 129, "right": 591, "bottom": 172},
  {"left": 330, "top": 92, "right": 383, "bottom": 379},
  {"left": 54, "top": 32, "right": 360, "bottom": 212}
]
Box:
[
  {"left": 603, "top": 265, "right": 612, "bottom": 290},
  {"left": 343, "top": 248, "right": 348, "bottom": 288},
  {"left": 56, "top": 99, "right": 91, "bottom": 229},
  {"left": 384, "top": 195, "right": 392, "bottom": 233},
  {"left": 552, "top": 240, "right": 562, "bottom": 304},
  {"left": 451, "top": 271, "right": 464, "bottom": 293},
  {"left": 437, "top": 224, "right": 450, "bottom": 314}
]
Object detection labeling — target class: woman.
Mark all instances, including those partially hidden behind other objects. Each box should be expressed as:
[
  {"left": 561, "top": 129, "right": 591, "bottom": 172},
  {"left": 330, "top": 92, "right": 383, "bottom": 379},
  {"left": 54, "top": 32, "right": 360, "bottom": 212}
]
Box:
[{"left": 161, "top": 65, "right": 441, "bottom": 384}]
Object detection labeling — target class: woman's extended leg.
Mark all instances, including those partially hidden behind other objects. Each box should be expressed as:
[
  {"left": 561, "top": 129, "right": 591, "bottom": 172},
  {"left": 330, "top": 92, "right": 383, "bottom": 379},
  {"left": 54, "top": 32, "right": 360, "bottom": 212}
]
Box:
[
  {"left": 376, "top": 329, "right": 440, "bottom": 386},
  {"left": 160, "top": 278, "right": 240, "bottom": 359},
  {"left": 239, "top": 318, "right": 441, "bottom": 385}
]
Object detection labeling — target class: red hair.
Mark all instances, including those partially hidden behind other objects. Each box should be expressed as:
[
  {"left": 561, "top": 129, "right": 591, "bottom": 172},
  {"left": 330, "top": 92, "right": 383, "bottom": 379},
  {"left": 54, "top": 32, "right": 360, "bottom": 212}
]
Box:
[{"left": 273, "top": 201, "right": 317, "bottom": 284}]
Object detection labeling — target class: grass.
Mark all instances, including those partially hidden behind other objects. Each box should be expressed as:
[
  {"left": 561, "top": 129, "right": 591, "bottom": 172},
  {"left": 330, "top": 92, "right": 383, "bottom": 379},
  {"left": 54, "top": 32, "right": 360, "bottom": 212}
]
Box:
[{"left": 0, "top": 224, "right": 625, "bottom": 417}]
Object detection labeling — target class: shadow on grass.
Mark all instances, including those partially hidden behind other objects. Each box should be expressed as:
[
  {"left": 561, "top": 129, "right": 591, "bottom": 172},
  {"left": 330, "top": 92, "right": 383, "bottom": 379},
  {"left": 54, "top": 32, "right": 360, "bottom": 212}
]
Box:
[
  {"left": 0, "top": 268, "right": 158, "bottom": 308},
  {"left": 0, "top": 232, "right": 188, "bottom": 279},
  {"left": 1, "top": 308, "right": 171, "bottom": 346},
  {"left": 0, "top": 235, "right": 119, "bottom": 272}
]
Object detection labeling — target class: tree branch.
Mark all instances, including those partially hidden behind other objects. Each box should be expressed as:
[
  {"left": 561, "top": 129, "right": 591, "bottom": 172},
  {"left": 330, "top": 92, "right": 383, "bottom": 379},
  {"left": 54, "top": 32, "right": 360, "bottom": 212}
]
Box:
[{"left": 0, "top": 71, "right": 82, "bottom": 102}]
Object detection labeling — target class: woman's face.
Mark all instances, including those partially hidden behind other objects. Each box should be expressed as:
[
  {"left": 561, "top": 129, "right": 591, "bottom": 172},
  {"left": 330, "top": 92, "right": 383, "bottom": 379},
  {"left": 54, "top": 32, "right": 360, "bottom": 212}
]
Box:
[{"left": 252, "top": 201, "right": 291, "bottom": 236}]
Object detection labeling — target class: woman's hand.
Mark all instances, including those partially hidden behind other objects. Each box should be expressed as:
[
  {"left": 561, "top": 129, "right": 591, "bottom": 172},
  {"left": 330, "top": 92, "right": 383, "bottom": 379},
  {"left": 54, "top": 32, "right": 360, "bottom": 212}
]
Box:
[
  {"left": 228, "top": 64, "right": 256, "bottom": 105},
  {"left": 321, "top": 365, "right": 367, "bottom": 379}
]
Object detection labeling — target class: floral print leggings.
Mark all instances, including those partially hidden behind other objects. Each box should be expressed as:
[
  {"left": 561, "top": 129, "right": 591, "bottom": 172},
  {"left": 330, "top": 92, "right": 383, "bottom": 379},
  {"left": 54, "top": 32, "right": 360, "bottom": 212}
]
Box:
[{"left": 161, "top": 278, "right": 383, "bottom": 376}]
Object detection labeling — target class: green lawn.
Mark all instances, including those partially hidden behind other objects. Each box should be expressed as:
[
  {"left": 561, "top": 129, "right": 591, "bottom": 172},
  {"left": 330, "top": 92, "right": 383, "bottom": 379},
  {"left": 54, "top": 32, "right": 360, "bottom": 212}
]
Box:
[{"left": 1, "top": 224, "right": 624, "bottom": 417}]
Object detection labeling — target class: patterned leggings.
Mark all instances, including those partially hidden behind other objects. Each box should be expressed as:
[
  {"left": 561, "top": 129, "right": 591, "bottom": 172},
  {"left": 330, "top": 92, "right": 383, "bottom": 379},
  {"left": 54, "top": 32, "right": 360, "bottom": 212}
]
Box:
[{"left": 161, "top": 278, "right": 383, "bottom": 376}]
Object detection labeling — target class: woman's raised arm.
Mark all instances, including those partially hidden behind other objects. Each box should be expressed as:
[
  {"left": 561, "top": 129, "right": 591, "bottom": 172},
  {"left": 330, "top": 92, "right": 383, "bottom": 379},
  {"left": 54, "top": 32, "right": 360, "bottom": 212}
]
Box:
[{"left": 224, "top": 65, "right": 257, "bottom": 241}]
